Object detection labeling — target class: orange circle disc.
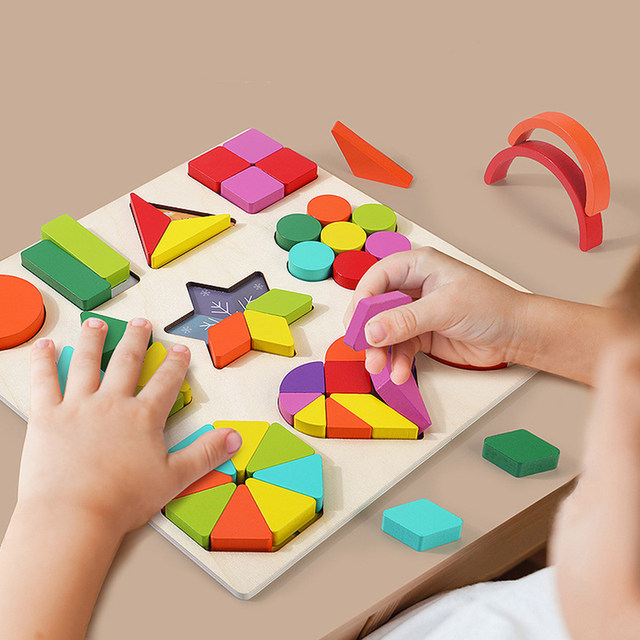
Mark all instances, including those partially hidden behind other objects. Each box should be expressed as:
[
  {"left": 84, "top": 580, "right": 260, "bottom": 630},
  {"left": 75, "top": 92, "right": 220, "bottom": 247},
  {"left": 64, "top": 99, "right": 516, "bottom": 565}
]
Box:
[
  {"left": 307, "top": 194, "right": 352, "bottom": 226},
  {"left": 0, "top": 275, "right": 45, "bottom": 350}
]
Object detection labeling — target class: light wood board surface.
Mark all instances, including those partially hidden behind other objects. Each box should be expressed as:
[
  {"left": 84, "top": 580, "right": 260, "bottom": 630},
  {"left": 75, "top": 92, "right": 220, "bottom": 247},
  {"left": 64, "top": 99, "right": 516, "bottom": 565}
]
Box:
[{"left": 0, "top": 136, "right": 534, "bottom": 598}]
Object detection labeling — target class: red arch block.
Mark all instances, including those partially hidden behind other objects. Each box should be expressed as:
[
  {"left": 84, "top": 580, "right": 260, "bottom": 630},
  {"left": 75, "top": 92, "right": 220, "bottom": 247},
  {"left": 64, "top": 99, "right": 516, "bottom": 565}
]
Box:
[{"left": 484, "top": 140, "right": 603, "bottom": 252}]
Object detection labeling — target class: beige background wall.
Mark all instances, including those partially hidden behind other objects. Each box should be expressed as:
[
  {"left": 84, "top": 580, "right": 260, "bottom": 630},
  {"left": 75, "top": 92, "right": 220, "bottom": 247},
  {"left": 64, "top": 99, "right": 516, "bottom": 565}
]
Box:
[{"left": 1, "top": 1, "right": 638, "bottom": 637}]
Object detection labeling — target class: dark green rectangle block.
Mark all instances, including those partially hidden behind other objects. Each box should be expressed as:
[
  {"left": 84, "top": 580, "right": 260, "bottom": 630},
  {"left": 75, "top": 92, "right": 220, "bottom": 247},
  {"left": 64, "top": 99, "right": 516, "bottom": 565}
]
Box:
[
  {"left": 482, "top": 429, "right": 560, "bottom": 477},
  {"left": 21, "top": 240, "right": 111, "bottom": 311}
]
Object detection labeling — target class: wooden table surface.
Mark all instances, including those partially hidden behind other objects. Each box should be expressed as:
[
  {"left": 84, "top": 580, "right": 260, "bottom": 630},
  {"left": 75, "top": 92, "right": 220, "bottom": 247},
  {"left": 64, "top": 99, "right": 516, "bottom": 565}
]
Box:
[{"left": 1, "top": 1, "right": 638, "bottom": 638}]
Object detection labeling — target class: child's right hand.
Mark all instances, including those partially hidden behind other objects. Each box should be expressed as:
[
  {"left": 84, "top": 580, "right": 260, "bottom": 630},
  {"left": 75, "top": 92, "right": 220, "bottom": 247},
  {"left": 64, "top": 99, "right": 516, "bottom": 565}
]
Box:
[{"left": 345, "top": 247, "right": 527, "bottom": 384}]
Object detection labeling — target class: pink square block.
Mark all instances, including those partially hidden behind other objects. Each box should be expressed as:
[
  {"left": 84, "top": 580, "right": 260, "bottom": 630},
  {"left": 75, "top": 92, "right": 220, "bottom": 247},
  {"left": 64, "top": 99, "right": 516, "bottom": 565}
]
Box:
[
  {"left": 220, "top": 166, "right": 285, "bottom": 214},
  {"left": 223, "top": 128, "right": 283, "bottom": 164}
]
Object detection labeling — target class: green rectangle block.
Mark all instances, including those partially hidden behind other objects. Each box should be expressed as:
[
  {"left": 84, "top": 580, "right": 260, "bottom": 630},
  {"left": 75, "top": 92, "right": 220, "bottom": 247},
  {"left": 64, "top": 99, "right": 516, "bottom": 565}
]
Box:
[
  {"left": 41, "top": 214, "right": 130, "bottom": 287},
  {"left": 482, "top": 429, "right": 560, "bottom": 477},
  {"left": 21, "top": 240, "right": 111, "bottom": 311}
]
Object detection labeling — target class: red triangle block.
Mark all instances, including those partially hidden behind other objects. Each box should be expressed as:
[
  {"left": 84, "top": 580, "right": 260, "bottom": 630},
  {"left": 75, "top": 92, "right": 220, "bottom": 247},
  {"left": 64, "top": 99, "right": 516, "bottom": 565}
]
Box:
[
  {"left": 130, "top": 193, "right": 171, "bottom": 266},
  {"left": 326, "top": 396, "right": 372, "bottom": 439},
  {"left": 331, "top": 121, "right": 413, "bottom": 188},
  {"left": 210, "top": 484, "right": 273, "bottom": 551}
]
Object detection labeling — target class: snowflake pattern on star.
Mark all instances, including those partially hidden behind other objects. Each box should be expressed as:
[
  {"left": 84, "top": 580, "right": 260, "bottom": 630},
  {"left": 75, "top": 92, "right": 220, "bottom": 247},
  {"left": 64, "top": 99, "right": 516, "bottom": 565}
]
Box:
[{"left": 166, "top": 273, "right": 270, "bottom": 343}]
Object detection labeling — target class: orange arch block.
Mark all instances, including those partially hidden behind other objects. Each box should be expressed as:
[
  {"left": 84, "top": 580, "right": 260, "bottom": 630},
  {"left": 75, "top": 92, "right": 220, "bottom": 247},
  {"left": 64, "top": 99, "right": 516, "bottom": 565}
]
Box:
[{"left": 507, "top": 112, "right": 609, "bottom": 217}]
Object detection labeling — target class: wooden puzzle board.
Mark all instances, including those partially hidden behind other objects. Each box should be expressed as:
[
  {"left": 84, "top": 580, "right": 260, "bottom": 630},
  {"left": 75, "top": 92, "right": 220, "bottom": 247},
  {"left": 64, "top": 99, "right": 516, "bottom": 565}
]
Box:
[{"left": 0, "top": 136, "right": 535, "bottom": 599}]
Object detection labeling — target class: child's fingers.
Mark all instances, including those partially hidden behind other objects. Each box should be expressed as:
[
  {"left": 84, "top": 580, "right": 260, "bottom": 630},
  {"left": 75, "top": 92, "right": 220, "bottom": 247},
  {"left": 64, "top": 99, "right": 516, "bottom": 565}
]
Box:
[
  {"left": 136, "top": 344, "right": 190, "bottom": 420},
  {"left": 63, "top": 318, "right": 108, "bottom": 399},
  {"left": 363, "top": 292, "right": 448, "bottom": 349},
  {"left": 29, "top": 338, "right": 62, "bottom": 412},
  {"left": 168, "top": 429, "right": 242, "bottom": 493},
  {"left": 344, "top": 247, "right": 440, "bottom": 326},
  {"left": 390, "top": 338, "right": 422, "bottom": 384},
  {"left": 365, "top": 346, "right": 390, "bottom": 375},
  {"left": 100, "top": 319, "right": 153, "bottom": 396}
]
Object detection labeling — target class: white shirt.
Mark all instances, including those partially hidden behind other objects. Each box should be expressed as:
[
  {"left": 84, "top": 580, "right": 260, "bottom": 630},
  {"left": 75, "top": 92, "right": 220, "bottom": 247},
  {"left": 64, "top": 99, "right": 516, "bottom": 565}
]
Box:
[{"left": 366, "top": 568, "right": 571, "bottom": 639}]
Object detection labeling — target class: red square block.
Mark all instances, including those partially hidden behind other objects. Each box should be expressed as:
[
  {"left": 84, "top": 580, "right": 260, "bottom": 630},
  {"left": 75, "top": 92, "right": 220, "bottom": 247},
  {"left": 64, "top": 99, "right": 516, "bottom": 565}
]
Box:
[
  {"left": 255, "top": 148, "right": 318, "bottom": 195},
  {"left": 188, "top": 146, "right": 251, "bottom": 193}
]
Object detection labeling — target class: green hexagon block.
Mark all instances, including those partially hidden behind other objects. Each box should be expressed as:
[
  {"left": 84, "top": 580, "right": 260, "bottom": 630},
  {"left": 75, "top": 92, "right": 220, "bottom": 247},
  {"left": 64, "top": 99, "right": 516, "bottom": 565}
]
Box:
[{"left": 482, "top": 429, "right": 559, "bottom": 477}]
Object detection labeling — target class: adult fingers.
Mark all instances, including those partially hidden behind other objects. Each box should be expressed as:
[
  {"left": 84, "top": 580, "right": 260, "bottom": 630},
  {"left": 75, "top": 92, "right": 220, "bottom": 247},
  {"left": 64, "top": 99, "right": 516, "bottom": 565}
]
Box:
[
  {"left": 100, "top": 318, "right": 153, "bottom": 396},
  {"left": 64, "top": 318, "right": 108, "bottom": 400},
  {"left": 29, "top": 338, "right": 62, "bottom": 413},
  {"left": 136, "top": 344, "right": 190, "bottom": 420},
  {"left": 168, "top": 428, "right": 242, "bottom": 493},
  {"left": 365, "top": 346, "right": 390, "bottom": 376},
  {"left": 363, "top": 290, "right": 453, "bottom": 349}
]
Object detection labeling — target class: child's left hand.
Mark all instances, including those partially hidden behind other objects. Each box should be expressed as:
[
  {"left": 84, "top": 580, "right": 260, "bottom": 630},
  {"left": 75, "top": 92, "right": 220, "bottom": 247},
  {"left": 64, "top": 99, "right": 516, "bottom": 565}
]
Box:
[{"left": 21, "top": 316, "right": 241, "bottom": 536}]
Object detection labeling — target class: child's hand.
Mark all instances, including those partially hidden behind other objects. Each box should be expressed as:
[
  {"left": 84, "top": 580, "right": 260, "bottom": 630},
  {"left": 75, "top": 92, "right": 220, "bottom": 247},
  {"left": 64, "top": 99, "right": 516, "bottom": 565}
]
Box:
[
  {"left": 345, "top": 247, "right": 526, "bottom": 383},
  {"left": 21, "top": 317, "right": 242, "bottom": 536},
  {"left": 551, "top": 337, "right": 640, "bottom": 639}
]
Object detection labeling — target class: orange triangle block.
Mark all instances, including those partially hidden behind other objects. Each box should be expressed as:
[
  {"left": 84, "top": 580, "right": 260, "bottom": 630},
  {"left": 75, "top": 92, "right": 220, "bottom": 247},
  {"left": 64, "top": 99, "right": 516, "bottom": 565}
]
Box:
[
  {"left": 210, "top": 485, "right": 273, "bottom": 551},
  {"left": 331, "top": 121, "right": 413, "bottom": 188},
  {"left": 130, "top": 193, "right": 171, "bottom": 266},
  {"left": 326, "top": 396, "right": 372, "bottom": 439},
  {"left": 173, "top": 469, "right": 234, "bottom": 500}
]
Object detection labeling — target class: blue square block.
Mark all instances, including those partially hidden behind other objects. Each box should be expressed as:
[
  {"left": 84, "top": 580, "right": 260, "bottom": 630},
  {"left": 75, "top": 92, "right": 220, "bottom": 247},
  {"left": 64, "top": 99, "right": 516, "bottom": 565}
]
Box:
[{"left": 382, "top": 499, "right": 463, "bottom": 551}]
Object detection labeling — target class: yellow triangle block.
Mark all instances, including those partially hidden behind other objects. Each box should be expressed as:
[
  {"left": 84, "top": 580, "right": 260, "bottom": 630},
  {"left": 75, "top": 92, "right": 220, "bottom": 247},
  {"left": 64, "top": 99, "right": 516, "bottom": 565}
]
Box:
[
  {"left": 213, "top": 420, "right": 270, "bottom": 483},
  {"left": 294, "top": 396, "right": 326, "bottom": 438},
  {"left": 244, "top": 310, "right": 295, "bottom": 357},
  {"left": 246, "top": 478, "right": 316, "bottom": 547},
  {"left": 150, "top": 214, "right": 231, "bottom": 268},
  {"left": 330, "top": 393, "right": 418, "bottom": 439}
]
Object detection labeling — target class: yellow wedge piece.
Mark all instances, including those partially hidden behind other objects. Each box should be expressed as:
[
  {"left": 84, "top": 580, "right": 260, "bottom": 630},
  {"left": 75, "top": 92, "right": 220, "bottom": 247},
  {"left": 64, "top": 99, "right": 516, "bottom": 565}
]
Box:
[
  {"left": 330, "top": 393, "right": 418, "bottom": 439},
  {"left": 150, "top": 214, "right": 231, "bottom": 268},
  {"left": 246, "top": 478, "right": 316, "bottom": 547},
  {"left": 244, "top": 310, "right": 295, "bottom": 357},
  {"left": 136, "top": 342, "right": 191, "bottom": 415},
  {"left": 293, "top": 396, "right": 326, "bottom": 438},
  {"left": 213, "top": 420, "right": 270, "bottom": 483},
  {"left": 138, "top": 342, "right": 167, "bottom": 387}
]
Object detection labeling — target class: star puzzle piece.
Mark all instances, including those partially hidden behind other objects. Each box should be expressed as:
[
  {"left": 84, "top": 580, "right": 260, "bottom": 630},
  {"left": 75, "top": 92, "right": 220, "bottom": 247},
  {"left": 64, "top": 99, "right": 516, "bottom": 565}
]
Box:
[{"left": 166, "top": 273, "right": 312, "bottom": 368}]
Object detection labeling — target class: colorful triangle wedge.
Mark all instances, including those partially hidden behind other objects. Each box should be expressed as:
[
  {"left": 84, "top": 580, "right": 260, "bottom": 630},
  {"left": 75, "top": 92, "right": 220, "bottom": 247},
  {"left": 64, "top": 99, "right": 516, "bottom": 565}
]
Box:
[
  {"left": 130, "top": 194, "right": 171, "bottom": 266},
  {"left": 331, "top": 121, "right": 413, "bottom": 188}
]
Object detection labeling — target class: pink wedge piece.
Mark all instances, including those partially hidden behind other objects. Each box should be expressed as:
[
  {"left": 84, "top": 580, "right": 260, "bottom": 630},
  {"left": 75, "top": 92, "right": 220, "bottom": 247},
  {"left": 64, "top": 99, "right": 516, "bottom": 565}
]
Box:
[{"left": 370, "top": 353, "right": 431, "bottom": 433}]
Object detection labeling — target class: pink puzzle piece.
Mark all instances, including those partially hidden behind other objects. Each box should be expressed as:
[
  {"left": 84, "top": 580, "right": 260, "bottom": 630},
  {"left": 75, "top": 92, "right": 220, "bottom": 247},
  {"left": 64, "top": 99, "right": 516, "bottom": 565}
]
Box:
[
  {"left": 278, "top": 392, "right": 323, "bottom": 425},
  {"left": 222, "top": 128, "right": 283, "bottom": 164},
  {"left": 370, "top": 352, "right": 431, "bottom": 433},
  {"left": 344, "top": 291, "right": 412, "bottom": 351},
  {"left": 220, "top": 166, "right": 285, "bottom": 214}
]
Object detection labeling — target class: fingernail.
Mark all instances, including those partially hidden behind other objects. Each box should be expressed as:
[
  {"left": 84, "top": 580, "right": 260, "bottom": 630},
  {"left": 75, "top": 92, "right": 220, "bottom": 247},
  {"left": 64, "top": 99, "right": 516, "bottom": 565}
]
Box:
[
  {"left": 35, "top": 338, "right": 50, "bottom": 349},
  {"left": 365, "top": 321, "right": 386, "bottom": 344},
  {"left": 172, "top": 344, "right": 189, "bottom": 353},
  {"left": 131, "top": 317, "right": 148, "bottom": 327},
  {"left": 87, "top": 318, "right": 104, "bottom": 329},
  {"left": 225, "top": 430, "right": 242, "bottom": 454}
]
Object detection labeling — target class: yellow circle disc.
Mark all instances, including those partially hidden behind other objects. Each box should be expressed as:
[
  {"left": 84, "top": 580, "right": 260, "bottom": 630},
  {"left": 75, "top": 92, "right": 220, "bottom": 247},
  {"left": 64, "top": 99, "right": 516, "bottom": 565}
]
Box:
[{"left": 320, "top": 221, "right": 367, "bottom": 254}]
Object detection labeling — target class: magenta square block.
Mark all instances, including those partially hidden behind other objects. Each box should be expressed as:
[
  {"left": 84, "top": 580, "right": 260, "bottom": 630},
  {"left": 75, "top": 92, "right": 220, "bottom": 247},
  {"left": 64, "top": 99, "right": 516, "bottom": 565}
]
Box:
[
  {"left": 220, "top": 166, "right": 285, "bottom": 214},
  {"left": 223, "top": 128, "right": 283, "bottom": 164}
]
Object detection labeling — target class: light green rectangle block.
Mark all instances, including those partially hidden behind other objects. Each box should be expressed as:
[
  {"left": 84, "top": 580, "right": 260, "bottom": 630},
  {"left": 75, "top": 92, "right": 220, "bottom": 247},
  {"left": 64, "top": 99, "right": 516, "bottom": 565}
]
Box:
[{"left": 41, "top": 214, "right": 130, "bottom": 287}]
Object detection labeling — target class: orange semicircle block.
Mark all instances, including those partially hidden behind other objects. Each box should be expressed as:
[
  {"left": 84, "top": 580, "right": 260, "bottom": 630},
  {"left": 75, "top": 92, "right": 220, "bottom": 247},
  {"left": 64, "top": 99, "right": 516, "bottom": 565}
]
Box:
[{"left": 507, "top": 112, "right": 609, "bottom": 217}]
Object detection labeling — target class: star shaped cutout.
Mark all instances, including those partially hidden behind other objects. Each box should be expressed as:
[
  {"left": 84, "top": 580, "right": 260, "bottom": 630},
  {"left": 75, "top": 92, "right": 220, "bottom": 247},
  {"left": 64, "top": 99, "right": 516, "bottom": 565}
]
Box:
[{"left": 165, "top": 272, "right": 313, "bottom": 369}]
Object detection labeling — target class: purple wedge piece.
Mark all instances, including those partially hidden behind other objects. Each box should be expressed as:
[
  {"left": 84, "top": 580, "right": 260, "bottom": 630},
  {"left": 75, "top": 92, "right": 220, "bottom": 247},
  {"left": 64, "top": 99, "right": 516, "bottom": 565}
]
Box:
[
  {"left": 344, "top": 291, "right": 412, "bottom": 351},
  {"left": 279, "top": 361, "right": 325, "bottom": 395},
  {"left": 371, "top": 352, "right": 431, "bottom": 433}
]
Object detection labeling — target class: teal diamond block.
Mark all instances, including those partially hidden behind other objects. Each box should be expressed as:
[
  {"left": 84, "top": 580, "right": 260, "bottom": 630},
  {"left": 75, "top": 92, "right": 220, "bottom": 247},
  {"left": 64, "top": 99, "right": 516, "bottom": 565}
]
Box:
[
  {"left": 482, "top": 429, "right": 559, "bottom": 477},
  {"left": 382, "top": 499, "right": 463, "bottom": 551}
]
